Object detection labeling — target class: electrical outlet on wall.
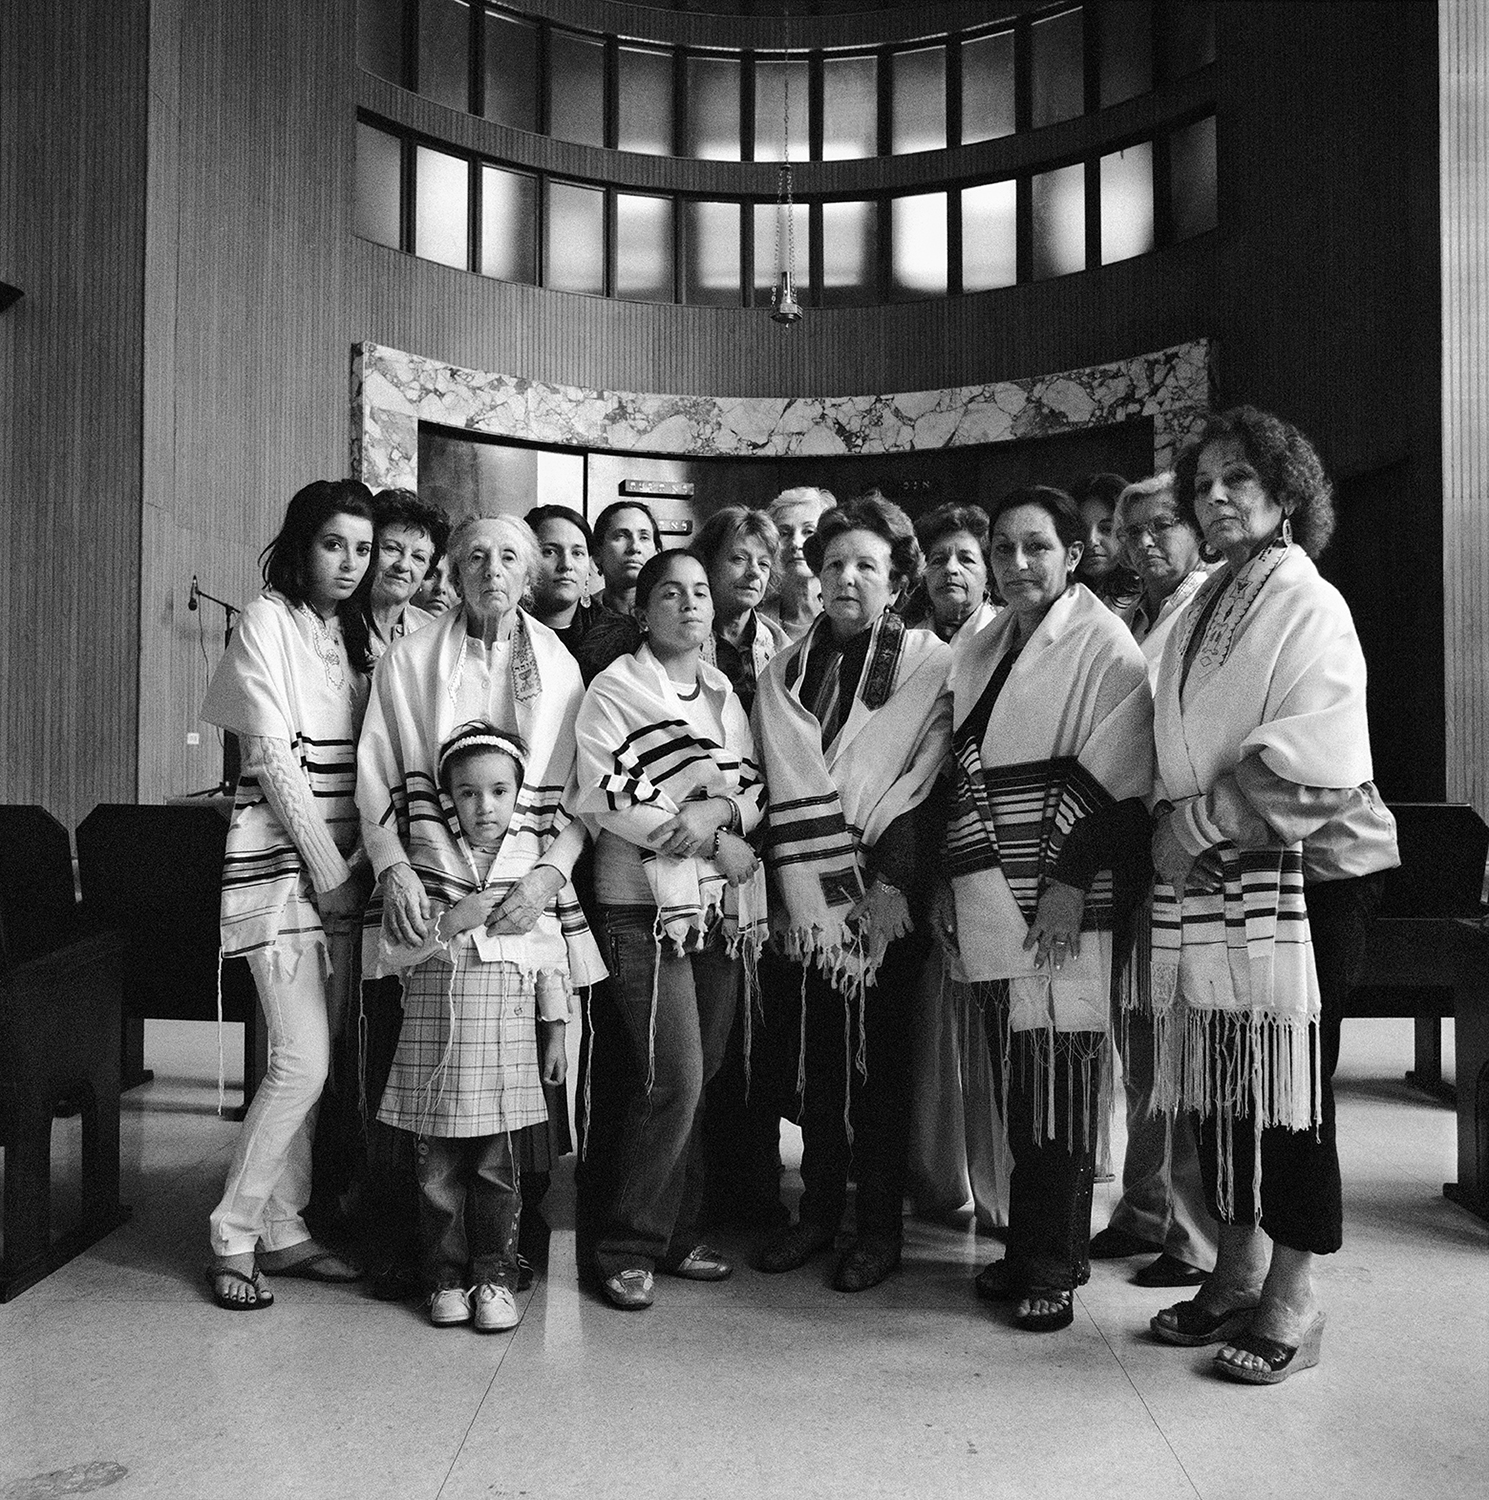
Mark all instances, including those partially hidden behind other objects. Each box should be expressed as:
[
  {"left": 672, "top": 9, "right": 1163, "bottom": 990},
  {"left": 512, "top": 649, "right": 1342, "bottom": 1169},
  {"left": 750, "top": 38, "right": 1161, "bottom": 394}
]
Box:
[{"left": 186, "top": 732, "right": 201, "bottom": 745}]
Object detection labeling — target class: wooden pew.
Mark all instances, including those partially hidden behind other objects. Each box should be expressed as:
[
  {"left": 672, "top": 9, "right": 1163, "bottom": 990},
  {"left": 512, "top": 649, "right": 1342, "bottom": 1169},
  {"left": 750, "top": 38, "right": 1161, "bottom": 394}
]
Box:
[{"left": 0, "top": 806, "right": 131, "bottom": 1300}]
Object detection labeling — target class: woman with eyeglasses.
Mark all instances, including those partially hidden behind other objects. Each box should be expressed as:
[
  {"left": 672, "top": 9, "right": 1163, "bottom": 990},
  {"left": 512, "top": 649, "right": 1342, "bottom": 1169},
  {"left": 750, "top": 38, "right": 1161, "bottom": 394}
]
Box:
[{"left": 1085, "top": 473, "right": 1218, "bottom": 1291}]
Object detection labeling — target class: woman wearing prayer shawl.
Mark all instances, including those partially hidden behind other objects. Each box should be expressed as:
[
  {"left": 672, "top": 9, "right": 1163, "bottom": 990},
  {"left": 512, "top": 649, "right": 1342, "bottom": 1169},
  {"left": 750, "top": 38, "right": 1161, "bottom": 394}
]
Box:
[
  {"left": 357, "top": 513, "right": 606, "bottom": 1282},
  {"left": 904, "top": 503, "right": 1011, "bottom": 1234},
  {"left": 1145, "top": 408, "right": 1397, "bottom": 1384},
  {"left": 945, "top": 485, "right": 1154, "bottom": 1332},
  {"left": 202, "top": 479, "right": 378, "bottom": 1310},
  {"left": 753, "top": 494, "right": 952, "bottom": 1294},
  {"left": 574, "top": 551, "right": 768, "bottom": 1310},
  {"left": 1085, "top": 473, "right": 1219, "bottom": 1290}
]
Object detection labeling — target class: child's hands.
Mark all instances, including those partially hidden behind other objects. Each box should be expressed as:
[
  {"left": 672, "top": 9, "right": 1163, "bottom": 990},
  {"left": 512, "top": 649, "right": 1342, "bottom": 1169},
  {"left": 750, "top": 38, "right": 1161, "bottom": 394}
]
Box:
[
  {"left": 438, "top": 889, "right": 499, "bottom": 940},
  {"left": 539, "top": 1020, "right": 567, "bottom": 1086}
]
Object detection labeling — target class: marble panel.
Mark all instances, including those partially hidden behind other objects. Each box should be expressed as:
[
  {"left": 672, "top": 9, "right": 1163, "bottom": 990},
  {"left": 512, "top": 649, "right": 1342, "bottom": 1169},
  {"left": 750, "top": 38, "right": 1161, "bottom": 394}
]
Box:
[{"left": 352, "top": 339, "right": 1215, "bottom": 495}]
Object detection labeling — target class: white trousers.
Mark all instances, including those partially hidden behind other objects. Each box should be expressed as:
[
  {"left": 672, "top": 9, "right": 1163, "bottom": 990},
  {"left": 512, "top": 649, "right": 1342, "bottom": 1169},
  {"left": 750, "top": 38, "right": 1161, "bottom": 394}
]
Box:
[{"left": 209, "top": 942, "right": 331, "bottom": 1258}]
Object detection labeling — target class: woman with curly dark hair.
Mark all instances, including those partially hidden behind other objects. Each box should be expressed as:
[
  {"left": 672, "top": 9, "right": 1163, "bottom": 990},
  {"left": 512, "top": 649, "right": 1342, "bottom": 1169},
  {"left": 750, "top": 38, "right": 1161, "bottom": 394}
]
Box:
[
  {"left": 752, "top": 493, "right": 952, "bottom": 1292},
  {"left": 1146, "top": 407, "right": 1398, "bottom": 1382}
]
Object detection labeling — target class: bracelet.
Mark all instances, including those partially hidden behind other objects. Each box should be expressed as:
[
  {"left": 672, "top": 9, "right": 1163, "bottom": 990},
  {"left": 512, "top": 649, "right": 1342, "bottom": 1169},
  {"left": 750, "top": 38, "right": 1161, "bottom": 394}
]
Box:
[
  {"left": 711, "top": 826, "right": 728, "bottom": 858},
  {"left": 874, "top": 877, "right": 903, "bottom": 898}
]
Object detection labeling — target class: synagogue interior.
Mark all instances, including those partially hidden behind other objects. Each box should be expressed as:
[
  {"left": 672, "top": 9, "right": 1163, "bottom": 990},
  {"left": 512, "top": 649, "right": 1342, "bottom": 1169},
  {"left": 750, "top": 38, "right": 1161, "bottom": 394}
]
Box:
[{"left": 1, "top": 2, "right": 1486, "bottom": 1497}]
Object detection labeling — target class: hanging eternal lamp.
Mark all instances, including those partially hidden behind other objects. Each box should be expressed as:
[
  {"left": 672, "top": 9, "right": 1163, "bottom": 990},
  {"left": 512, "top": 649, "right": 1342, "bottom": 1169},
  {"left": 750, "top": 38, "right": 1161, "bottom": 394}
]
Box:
[{"left": 769, "top": 48, "right": 803, "bottom": 326}]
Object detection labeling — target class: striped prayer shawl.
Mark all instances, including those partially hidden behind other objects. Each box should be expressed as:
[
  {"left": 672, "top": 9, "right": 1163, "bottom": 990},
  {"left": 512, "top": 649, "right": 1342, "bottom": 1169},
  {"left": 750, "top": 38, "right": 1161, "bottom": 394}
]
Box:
[
  {"left": 577, "top": 646, "right": 768, "bottom": 958},
  {"left": 201, "top": 592, "right": 370, "bottom": 958},
  {"left": 754, "top": 610, "right": 951, "bottom": 993},
  {"left": 1147, "top": 544, "right": 1369, "bottom": 1198},
  {"left": 357, "top": 605, "right": 605, "bottom": 989}
]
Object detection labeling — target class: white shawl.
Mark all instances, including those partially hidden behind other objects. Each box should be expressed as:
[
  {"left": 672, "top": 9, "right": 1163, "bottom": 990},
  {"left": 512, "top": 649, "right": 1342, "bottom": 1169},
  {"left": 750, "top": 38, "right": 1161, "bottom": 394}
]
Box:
[
  {"left": 574, "top": 644, "right": 768, "bottom": 957},
  {"left": 202, "top": 591, "right": 369, "bottom": 957},
  {"left": 356, "top": 605, "right": 604, "bottom": 989},
  {"left": 946, "top": 585, "right": 1153, "bottom": 1033},
  {"left": 1149, "top": 542, "right": 1373, "bottom": 1140},
  {"left": 753, "top": 610, "right": 951, "bottom": 991}
]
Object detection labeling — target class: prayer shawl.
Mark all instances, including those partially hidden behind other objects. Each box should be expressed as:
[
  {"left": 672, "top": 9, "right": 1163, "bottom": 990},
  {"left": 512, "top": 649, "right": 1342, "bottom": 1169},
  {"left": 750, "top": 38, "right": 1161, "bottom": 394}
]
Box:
[
  {"left": 1131, "top": 564, "right": 1213, "bottom": 691},
  {"left": 701, "top": 607, "right": 789, "bottom": 688},
  {"left": 356, "top": 605, "right": 605, "bottom": 990},
  {"left": 946, "top": 584, "right": 1153, "bottom": 1045},
  {"left": 201, "top": 590, "right": 369, "bottom": 958},
  {"left": 575, "top": 645, "right": 769, "bottom": 959},
  {"left": 753, "top": 610, "right": 951, "bottom": 993},
  {"left": 947, "top": 599, "right": 1000, "bottom": 664},
  {"left": 376, "top": 832, "right": 572, "bottom": 1137},
  {"left": 1148, "top": 543, "right": 1373, "bottom": 1170}
]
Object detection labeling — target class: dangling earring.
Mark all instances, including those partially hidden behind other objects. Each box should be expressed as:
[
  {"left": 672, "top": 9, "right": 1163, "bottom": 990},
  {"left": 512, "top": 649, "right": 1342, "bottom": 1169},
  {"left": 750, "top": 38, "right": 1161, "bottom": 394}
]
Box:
[{"left": 1281, "top": 513, "right": 1293, "bottom": 549}]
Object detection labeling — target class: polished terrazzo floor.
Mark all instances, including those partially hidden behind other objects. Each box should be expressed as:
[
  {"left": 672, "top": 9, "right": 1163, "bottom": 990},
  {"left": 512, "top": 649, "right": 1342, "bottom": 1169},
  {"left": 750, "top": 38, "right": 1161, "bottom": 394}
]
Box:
[{"left": 2, "top": 1018, "right": 1485, "bottom": 1499}]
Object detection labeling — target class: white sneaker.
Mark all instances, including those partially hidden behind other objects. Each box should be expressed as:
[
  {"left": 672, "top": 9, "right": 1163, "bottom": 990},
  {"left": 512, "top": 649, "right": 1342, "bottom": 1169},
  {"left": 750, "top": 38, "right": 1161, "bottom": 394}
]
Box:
[
  {"left": 428, "top": 1287, "right": 471, "bottom": 1326},
  {"left": 471, "top": 1281, "right": 520, "bottom": 1333}
]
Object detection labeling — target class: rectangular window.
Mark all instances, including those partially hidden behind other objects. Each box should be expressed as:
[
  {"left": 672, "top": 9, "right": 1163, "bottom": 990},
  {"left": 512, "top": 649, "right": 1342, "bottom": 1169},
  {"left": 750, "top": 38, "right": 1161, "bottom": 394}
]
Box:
[
  {"left": 683, "top": 200, "right": 741, "bottom": 305},
  {"left": 1101, "top": 1, "right": 1154, "bottom": 107},
  {"left": 357, "top": 0, "right": 403, "bottom": 83},
  {"left": 415, "top": 145, "right": 469, "bottom": 269},
  {"left": 355, "top": 122, "right": 403, "bottom": 249},
  {"left": 752, "top": 201, "right": 808, "bottom": 305},
  {"left": 1170, "top": 114, "right": 1218, "bottom": 239},
  {"left": 481, "top": 164, "right": 537, "bottom": 283},
  {"left": 684, "top": 55, "right": 741, "bottom": 161},
  {"left": 961, "top": 180, "right": 1017, "bottom": 291},
  {"left": 753, "top": 58, "right": 810, "bottom": 162},
  {"left": 891, "top": 192, "right": 947, "bottom": 298},
  {"left": 1031, "top": 8, "right": 1085, "bottom": 129},
  {"left": 1163, "top": 0, "right": 1216, "bottom": 81},
  {"left": 1032, "top": 162, "right": 1085, "bottom": 279},
  {"left": 548, "top": 29, "right": 605, "bottom": 147},
  {"left": 615, "top": 194, "right": 674, "bottom": 302},
  {"left": 418, "top": 0, "right": 470, "bottom": 113},
  {"left": 618, "top": 46, "right": 674, "bottom": 155},
  {"left": 822, "top": 54, "right": 877, "bottom": 160},
  {"left": 1100, "top": 141, "right": 1155, "bottom": 263},
  {"left": 961, "top": 30, "right": 1015, "bottom": 144},
  {"left": 484, "top": 11, "right": 538, "bottom": 131},
  {"left": 821, "top": 200, "right": 877, "bottom": 306},
  {"left": 891, "top": 46, "right": 946, "bottom": 155},
  {"left": 544, "top": 181, "right": 605, "bottom": 294}
]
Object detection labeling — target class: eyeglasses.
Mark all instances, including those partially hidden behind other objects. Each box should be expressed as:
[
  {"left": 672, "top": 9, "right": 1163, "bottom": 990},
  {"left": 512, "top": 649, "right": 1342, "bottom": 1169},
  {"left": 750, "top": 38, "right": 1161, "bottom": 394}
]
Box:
[{"left": 1118, "top": 515, "right": 1186, "bottom": 547}]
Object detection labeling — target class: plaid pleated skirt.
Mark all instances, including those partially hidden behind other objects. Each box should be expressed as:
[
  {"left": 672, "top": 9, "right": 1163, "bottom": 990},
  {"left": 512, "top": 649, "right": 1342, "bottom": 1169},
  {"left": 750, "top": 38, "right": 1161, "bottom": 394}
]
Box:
[{"left": 378, "top": 952, "right": 556, "bottom": 1141}]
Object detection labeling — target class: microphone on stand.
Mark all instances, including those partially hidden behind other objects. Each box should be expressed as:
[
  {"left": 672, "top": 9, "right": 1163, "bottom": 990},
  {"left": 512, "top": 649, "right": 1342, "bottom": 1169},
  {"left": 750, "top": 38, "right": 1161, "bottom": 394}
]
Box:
[{"left": 188, "top": 575, "right": 200, "bottom": 611}]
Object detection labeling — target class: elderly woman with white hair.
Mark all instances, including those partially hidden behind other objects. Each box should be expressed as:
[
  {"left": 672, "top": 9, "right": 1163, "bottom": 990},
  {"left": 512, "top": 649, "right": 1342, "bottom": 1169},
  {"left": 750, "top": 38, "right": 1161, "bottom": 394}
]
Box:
[
  {"left": 357, "top": 513, "right": 604, "bottom": 1291},
  {"left": 760, "top": 485, "right": 836, "bottom": 642}
]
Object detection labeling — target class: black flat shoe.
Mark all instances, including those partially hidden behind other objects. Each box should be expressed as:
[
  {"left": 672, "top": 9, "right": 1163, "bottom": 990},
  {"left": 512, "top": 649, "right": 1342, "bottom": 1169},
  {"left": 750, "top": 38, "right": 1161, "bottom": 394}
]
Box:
[
  {"left": 755, "top": 1221, "right": 837, "bottom": 1274},
  {"left": 1088, "top": 1226, "right": 1163, "bottom": 1260},
  {"left": 833, "top": 1241, "right": 901, "bottom": 1293},
  {"left": 1132, "top": 1252, "right": 1210, "bottom": 1288},
  {"left": 1150, "top": 1295, "right": 1260, "bottom": 1347},
  {"left": 1014, "top": 1288, "right": 1074, "bottom": 1332}
]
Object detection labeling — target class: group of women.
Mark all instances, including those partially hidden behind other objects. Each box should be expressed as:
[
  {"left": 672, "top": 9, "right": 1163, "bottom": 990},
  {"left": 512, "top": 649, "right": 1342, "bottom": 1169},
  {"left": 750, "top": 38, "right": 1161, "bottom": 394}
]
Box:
[{"left": 202, "top": 404, "right": 1396, "bottom": 1385}]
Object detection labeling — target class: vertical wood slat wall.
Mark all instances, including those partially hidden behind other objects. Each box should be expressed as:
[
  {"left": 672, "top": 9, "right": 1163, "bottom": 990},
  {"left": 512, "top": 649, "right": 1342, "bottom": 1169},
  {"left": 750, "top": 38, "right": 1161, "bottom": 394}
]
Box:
[
  {"left": 0, "top": 2, "right": 147, "bottom": 834},
  {"left": 1441, "top": 0, "right": 1489, "bottom": 819}
]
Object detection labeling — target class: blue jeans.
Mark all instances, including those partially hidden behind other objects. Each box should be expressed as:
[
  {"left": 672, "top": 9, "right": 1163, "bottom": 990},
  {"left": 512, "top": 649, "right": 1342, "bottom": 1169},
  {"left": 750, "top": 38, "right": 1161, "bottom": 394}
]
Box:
[
  {"left": 414, "top": 1132, "right": 520, "bottom": 1291},
  {"left": 595, "top": 905, "right": 740, "bottom": 1279}
]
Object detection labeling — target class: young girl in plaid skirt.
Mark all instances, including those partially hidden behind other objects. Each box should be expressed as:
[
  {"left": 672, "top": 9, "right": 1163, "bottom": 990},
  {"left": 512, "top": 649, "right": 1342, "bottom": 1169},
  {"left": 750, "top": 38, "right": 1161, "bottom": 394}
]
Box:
[{"left": 376, "top": 722, "right": 571, "bottom": 1332}]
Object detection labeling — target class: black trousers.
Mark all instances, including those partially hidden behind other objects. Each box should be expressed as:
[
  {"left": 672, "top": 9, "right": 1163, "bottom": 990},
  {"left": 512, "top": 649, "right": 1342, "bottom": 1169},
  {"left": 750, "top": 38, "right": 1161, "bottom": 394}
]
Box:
[
  {"left": 1194, "top": 872, "right": 1384, "bottom": 1255},
  {"left": 792, "top": 928, "right": 929, "bottom": 1246},
  {"left": 980, "top": 987, "right": 1102, "bottom": 1292}
]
